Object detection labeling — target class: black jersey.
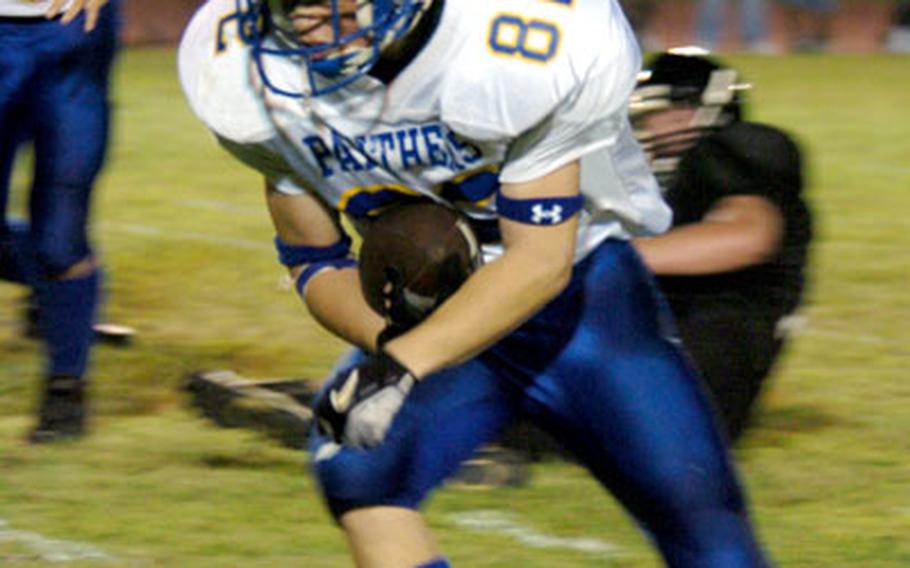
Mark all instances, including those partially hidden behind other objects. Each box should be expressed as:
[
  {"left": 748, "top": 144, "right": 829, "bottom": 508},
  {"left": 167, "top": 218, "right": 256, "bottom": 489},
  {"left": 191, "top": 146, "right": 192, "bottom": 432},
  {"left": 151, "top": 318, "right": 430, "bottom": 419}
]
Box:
[{"left": 657, "top": 121, "right": 813, "bottom": 315}]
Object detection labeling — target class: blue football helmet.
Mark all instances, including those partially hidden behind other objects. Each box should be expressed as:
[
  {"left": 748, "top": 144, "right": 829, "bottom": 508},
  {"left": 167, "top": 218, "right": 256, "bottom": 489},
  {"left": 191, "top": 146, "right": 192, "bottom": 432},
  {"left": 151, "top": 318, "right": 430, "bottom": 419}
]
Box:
[{"left": 236, "top": 0, "right": 433, "bottom": 97}]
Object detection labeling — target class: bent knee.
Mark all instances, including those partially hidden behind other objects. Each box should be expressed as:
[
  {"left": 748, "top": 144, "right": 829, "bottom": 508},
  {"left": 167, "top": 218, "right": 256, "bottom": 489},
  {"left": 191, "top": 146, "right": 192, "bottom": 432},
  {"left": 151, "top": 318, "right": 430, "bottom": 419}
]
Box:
[
  {"left": 311, "top": 438, "right": 424, "bottom": 519},
  {"left": 38, "top": 249, "right": 95, "bottom": 279}
]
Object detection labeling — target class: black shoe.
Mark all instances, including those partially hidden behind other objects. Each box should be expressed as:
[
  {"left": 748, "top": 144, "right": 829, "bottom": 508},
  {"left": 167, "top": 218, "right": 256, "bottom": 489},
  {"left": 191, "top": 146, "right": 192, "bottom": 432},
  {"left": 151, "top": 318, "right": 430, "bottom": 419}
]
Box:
[
  {"left": 28, "top": 375, "right": 87, "bottom": 444},
  {"left": 449, "top": 446, "right": 530, "bottom": 489},
  {"left": 185, "top": 371, "right": 315, "bottom": 449}
]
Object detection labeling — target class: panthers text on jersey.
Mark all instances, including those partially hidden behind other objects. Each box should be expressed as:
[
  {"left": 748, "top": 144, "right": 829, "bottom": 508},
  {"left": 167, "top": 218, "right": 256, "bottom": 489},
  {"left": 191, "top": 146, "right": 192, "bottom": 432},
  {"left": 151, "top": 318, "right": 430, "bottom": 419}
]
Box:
[{"left": 178, "top": 0, "right": 671, "bottom": 263}]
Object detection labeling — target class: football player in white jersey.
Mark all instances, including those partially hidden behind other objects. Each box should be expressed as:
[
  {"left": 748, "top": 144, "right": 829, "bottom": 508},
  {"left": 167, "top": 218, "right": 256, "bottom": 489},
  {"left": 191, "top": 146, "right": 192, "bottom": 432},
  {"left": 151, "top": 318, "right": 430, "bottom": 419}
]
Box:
[{"left": 179, "top": 1, "right": 772, "bottom": 566}]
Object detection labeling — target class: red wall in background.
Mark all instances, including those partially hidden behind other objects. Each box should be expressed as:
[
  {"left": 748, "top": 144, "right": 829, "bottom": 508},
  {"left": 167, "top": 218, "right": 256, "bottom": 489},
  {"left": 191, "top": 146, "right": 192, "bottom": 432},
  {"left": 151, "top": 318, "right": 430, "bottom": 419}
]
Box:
[
  {"left": 648, "top": 0, "right": 896, "bottom": 53},
  {"left": 122, "top": 0, "right": 202, "bottom": 46},
  {"left": 122, "top": 0, "right": 896, "bottom": 52}
]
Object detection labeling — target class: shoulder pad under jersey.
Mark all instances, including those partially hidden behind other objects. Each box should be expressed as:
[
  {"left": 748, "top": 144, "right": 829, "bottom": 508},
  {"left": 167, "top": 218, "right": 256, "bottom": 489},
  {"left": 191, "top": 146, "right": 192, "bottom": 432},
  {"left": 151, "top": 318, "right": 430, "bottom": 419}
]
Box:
[
  {"left": 438, "top": 0, "right": 635, "bottom": 141},
  {"left": 178, "top": 0, "right": 279, "bottom": 144}
]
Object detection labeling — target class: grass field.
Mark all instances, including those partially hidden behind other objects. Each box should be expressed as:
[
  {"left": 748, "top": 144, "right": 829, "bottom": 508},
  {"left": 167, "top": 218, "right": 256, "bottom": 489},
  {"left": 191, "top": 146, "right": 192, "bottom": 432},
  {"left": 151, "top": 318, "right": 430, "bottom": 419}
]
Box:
[{"left": 1, "top": 49, "right": 908, "bottom": 567}]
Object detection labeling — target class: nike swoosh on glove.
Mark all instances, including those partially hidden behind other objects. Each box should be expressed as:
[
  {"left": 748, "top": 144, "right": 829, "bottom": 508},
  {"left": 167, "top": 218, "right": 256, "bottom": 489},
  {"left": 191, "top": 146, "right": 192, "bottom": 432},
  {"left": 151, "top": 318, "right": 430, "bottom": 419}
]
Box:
[{"left": 315, "top": 352, "right": 416, "bottom": 448}]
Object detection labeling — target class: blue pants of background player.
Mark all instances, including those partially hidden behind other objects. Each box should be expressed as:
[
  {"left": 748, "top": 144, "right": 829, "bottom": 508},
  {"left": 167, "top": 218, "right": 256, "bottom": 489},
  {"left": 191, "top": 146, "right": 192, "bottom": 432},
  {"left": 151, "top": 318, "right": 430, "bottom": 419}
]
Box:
[
  {"left": 0, "top": 6, "right": 119, "bottom": 440},
  {"left": 311, "top": 240, "right": 770, "bottom": 567},
  {"left": 696, "top": 0, "right": 770, "bottom": 50}
]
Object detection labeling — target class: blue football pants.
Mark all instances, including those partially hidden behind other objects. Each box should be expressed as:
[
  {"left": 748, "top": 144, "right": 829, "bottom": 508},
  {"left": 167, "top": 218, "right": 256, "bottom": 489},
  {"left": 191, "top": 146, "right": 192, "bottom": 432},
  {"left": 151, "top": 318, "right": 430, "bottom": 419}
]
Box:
[
  {"left": 311, "top": 240, "right": 770, "bottom": 567},
  {"left": 0, "top": 6, "right": 119, "bottom": 376}
]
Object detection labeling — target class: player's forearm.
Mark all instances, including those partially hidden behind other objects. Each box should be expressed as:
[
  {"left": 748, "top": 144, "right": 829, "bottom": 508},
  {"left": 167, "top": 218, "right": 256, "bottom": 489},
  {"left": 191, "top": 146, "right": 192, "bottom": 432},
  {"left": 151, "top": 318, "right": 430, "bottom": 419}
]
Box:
[
  {"left": 634, "top": 221, "right": 778, "bottom": 275},
  {"left": 384, "top": 238, "right": 573, "bottom": 378},
  {"left": 635, "top": 195, "right": 783, "bottom": 275},
  {"left": 303, "top": 267, "right": 386, "bottom": 352}
]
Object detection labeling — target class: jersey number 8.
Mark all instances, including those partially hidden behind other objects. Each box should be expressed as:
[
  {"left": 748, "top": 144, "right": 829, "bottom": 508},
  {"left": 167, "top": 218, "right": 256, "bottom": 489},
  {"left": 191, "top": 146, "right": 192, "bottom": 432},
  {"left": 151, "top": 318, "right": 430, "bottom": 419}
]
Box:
[{"left": 488, "top": 14, "right": 560, "bottom": 63}]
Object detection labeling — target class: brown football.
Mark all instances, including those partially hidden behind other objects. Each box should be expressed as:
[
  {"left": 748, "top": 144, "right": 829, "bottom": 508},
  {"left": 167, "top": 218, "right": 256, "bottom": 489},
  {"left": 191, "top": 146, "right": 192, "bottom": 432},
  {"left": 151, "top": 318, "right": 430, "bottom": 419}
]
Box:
[{"left": 359, "top": 201, "right": 480, "bottom": 327}]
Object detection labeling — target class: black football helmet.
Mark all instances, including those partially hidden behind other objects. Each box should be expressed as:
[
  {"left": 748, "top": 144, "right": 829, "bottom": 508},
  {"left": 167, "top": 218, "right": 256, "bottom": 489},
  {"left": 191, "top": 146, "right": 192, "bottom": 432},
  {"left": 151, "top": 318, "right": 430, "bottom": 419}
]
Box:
[{"left": 630, "top": 49, "right": 750, "bottom": 190}]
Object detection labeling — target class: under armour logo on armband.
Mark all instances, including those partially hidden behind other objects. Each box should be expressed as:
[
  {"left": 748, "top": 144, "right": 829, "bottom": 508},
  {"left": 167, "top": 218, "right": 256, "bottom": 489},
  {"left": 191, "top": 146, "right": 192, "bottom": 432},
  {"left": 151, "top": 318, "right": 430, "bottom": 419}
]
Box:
[{"left": 531, "top": 203, "right": 564, "bottom": 224}]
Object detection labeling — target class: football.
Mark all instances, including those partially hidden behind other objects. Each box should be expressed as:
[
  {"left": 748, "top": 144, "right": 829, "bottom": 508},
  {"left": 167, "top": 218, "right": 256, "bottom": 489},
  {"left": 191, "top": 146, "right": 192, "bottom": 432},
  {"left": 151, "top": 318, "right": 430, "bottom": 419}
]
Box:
[{"left": 359, "top": 201, "right": 481, "bottom": 328}]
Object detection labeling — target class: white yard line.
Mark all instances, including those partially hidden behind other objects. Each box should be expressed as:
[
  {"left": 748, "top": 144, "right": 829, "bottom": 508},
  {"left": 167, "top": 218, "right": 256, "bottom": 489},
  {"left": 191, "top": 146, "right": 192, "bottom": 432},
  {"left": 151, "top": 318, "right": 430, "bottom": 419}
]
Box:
[
  {"left": 100, "top": 222, "right": 270, "bottom": 251},
  {"left": 850, "top": 163, "right": 910, "bottom": 176},
  {"left": 448, "top": 510, "right": 623, "bottom": 559},
  {"left": 777, "top": 314, "right": 906, "bottom": 349},
  {"left": 820, "top": 240, "right": 909, "bottom": 251},
  {"left": 800, "top": 327, "right": 907, "bottom": 349},
  {"left": 176, "top": 198, "right": 262, "bottom": 215},
  {"left": 0, "top": 519, "right": 114, "bottom": 563}
]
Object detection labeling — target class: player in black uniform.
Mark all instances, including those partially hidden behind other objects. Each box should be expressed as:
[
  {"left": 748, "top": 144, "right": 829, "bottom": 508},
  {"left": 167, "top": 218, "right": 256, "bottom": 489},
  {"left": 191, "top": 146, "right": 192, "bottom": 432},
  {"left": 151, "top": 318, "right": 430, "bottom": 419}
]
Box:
[{"left": 631, "top": 51, "right": 813, "bottom": 441}]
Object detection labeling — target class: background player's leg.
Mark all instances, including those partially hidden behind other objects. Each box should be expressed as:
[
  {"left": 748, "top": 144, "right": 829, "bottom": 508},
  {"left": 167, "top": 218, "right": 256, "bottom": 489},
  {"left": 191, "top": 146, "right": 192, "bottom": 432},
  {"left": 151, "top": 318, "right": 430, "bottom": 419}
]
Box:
[
  {"left": 27, "top": 9, "right": 118, "bottom": 442},
  {"left": 742, "top": 0, "right": 771, "bottom": 50},
  {"left": 311, "top": 355, "right": 518, "bottom": 568},
  {"left": 525, "top": 242, "right": 770, "bottom": 567},
  {"left": 696, "top": 0, "right": 726, "bottom": 49},
  {"left": 0, "top": 29, "right": 37, "bottom": 286},
  {"left": 0, "top": 218, "right": 39, "bottom": 285},
  {"left": 673, "top": 303, "right": 784, "bottom": 442}
]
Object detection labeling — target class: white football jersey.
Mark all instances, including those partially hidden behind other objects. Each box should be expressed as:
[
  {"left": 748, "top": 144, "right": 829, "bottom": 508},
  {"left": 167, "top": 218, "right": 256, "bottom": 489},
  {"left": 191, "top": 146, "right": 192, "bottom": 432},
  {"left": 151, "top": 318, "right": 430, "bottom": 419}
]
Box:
[
  {"left": 0, "top": 1, "right": 72, "bottom": 17},
  {"left": 179, "top": 0, "right": 670, "bottom": 262}
]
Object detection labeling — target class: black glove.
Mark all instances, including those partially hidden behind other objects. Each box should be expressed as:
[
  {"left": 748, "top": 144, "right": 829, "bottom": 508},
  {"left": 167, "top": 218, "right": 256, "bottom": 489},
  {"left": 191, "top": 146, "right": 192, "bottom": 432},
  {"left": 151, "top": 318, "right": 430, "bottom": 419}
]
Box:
[
  {"left": 315, "top": 352, "right": 416, "bottom": 448},
  {"left": 382, "top": 265, "right": 429, "bottom": 330}
]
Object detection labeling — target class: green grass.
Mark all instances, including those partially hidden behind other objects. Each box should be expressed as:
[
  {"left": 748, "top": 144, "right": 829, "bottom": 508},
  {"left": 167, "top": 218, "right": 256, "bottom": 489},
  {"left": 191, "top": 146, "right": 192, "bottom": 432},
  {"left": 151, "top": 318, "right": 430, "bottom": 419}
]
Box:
[{"left": 1, "top": 49, "right": 909, "bottom": 566}]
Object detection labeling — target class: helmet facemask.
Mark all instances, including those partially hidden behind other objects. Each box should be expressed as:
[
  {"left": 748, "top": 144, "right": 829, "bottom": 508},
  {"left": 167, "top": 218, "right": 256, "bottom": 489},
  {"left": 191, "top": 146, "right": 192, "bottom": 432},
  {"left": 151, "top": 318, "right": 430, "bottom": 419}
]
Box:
[
  {"left": 243, "top": 0, "right": 433, "bottom": 97},
  {"left": 630, "top": 51, "right": 749, "bottom": 190}
]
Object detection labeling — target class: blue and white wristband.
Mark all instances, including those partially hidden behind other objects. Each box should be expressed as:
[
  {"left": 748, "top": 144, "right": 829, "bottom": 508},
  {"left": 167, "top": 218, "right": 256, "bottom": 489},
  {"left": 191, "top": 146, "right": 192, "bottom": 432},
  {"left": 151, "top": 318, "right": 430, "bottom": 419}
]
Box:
[
  {"left": 295, "top": 257, "right": 358, "bottom": 296},
  {"left": 274, "top": 235, "right": 352, "bottom": 267},
  {"left": 495, "top": 192, "right": 584, "bottom": 225}
]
